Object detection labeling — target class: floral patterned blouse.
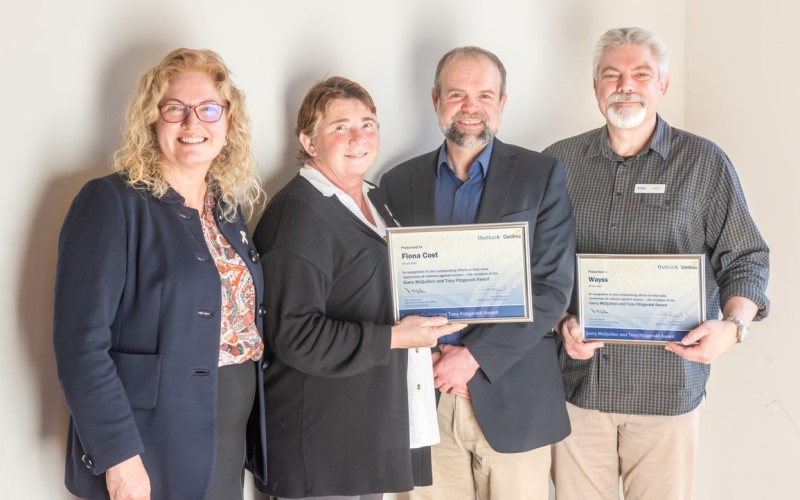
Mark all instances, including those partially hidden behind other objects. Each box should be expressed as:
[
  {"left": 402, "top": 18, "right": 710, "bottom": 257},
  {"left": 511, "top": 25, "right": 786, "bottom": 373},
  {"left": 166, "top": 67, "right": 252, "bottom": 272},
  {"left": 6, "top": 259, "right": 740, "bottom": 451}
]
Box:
[{"left": 200, "top": 193, "right": 264, "bottom": 366}]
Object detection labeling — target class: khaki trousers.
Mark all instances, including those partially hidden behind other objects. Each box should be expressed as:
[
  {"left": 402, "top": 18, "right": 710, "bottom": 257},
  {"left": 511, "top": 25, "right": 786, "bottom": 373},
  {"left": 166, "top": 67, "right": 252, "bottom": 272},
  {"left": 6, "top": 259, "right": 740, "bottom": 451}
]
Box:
[
  {"left": 403, "top": 393, "right": 550, "bottom": 500},
  {"left": 552, "top": 401, "right": 705, "bottom": 500}
]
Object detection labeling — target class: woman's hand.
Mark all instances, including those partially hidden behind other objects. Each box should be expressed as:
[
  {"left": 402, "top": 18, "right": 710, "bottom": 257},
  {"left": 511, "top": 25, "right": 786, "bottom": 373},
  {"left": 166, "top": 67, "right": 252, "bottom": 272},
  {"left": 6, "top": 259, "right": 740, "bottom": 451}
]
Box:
[
  {"left": 106, "top": 455, "right": 151, "bottom": 500},
  {"left": 390, "top": 316, "right": 466, "bottom": 349}
]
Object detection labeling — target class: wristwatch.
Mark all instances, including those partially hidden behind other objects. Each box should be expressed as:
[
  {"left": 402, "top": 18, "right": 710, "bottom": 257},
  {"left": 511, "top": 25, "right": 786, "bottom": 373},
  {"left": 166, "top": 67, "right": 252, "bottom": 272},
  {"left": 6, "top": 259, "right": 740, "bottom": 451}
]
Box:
[{"left": 723, "top": 315, "right": 749, "bottom": 343}]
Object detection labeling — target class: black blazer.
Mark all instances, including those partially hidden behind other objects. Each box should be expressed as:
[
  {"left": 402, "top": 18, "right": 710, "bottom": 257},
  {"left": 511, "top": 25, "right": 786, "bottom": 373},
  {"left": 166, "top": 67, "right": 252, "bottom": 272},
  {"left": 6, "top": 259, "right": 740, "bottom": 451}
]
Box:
[
  {"left": 380, "top": 139, "right": 576, "bottom": 452},
  {"left": 53, "top": 173, "right": 267, "bottom": 499},
  {"left": 253, "top": 175, "right": 428, "bottom": 497}
]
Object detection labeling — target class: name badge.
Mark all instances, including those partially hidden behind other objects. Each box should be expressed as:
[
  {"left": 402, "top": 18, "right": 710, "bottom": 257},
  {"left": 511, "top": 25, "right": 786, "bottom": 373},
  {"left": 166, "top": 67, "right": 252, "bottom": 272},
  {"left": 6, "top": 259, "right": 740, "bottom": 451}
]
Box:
[{"left": 634, "top": 184, "right": 666, "bottom": 194}]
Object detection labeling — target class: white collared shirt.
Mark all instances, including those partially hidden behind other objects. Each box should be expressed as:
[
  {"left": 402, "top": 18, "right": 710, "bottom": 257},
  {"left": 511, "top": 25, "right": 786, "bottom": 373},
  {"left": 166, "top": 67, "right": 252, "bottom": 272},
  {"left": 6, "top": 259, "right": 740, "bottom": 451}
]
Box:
[
  {"left": 406, "top": 347, "right": 440, "bottom": 447},
  {"left": 299, "top": 165, "right": 386, "bottom": 236},
  {"left": 299, "top": 165, "right": 440, "bottom": 448}
]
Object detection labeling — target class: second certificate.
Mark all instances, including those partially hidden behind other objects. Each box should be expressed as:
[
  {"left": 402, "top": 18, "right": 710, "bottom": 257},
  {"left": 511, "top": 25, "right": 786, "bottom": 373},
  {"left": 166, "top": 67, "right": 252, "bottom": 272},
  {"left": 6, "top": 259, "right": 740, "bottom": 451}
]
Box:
[{"left": 386, "top": 222, "right": 532, "bottom": 324}]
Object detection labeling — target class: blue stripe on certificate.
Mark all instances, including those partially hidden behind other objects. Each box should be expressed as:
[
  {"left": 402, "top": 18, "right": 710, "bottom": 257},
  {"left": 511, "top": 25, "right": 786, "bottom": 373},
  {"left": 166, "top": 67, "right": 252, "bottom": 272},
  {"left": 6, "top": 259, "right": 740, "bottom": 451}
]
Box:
[
  {"left": 584, "top": 327, "right": 688, "bottom": 342},
  {"left": 399, "top": 305, "right": 526, "bottom": 321}
]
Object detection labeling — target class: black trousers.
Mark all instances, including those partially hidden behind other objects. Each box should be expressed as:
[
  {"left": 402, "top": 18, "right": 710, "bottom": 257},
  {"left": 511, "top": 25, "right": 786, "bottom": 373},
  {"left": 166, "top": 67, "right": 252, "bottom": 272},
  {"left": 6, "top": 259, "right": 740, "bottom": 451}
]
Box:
[{"left": 207, "top": 361, "right": 257, "bottom": 500}]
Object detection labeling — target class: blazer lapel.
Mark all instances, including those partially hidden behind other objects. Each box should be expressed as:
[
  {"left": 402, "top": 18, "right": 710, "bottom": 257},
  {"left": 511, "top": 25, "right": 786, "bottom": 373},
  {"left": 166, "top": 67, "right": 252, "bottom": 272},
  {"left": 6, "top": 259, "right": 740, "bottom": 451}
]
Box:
[
  {"left": 475, "top": 139, "right": 515, "bottom": 223},
  {"left": 368, "top": 185, "right": 400, "bottom": 228},
  {"left": 409, "top": 154, "right": 438, "bottom": 226}
]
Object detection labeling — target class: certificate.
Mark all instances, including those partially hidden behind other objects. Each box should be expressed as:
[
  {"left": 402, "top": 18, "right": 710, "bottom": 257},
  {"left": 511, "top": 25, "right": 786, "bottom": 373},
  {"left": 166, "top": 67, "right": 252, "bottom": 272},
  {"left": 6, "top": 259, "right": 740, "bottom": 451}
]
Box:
[
  {"left": 577, "top": 254, "right": 706, "bottom": 343},
  {"left": 386, "top": 223, "right": 532, "bottom": 323}
]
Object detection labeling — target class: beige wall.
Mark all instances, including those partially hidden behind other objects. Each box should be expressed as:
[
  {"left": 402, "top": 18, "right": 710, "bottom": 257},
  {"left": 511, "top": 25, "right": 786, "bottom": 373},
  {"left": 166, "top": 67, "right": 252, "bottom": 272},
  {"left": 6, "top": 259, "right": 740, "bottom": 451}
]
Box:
[
  {"left": 685, "top": 1, "right": 800, "bottom": 499},
  {"left": 1, "top": 0, "right": 790, "bottom": 498}
]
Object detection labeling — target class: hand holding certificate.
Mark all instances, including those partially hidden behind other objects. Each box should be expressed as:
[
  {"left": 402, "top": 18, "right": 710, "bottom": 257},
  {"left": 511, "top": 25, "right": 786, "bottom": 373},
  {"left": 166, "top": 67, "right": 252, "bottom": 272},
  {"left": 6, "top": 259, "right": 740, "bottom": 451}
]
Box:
[
  {"left": 577, "top": 254, "right": 706, "bottom": 343},
  {"left": 386, "top": 223, "right": 533, "bottom": 324}
]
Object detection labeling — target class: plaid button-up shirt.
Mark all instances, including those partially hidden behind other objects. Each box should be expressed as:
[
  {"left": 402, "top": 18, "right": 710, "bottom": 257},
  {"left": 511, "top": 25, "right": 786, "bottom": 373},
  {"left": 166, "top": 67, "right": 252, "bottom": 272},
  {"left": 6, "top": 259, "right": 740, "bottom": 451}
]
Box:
[{"left": 543, "top": 116, "right": 770, "bottom": 415}]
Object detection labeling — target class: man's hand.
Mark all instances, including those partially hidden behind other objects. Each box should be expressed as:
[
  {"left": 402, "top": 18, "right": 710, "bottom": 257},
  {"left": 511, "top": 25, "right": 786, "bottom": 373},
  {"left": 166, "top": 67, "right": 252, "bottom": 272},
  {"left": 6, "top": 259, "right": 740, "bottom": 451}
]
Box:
[
  {"left": 557, "top": 314, "right": 604, "bottom": 360},
  {"left": 106, "top": 455, "right": 150, "bottom": 500},
  {"left": 665, "top": 319, "right": 737, "bottom": 364},
  {"left": 432, "top": 345, "right": 479, "bottom": 399},
  {"left": 665, "top": 297, "right": 757, "bottom": 364}
]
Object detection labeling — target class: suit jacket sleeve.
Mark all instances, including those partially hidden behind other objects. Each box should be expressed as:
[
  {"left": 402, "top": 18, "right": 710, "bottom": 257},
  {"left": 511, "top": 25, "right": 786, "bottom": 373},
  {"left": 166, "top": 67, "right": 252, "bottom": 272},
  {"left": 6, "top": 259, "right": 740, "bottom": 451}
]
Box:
[
  {"left": 53, "top": 179, "right": 145, "bottom": 474},
  {"left": 261, "top": 248, "right": 392, "bottom": 377},
  {"left": 255, "top": 184, "right": 392, "bottom": 378},
  {"left": 462, "top": 159, "right": 575, "bottom": 383}
]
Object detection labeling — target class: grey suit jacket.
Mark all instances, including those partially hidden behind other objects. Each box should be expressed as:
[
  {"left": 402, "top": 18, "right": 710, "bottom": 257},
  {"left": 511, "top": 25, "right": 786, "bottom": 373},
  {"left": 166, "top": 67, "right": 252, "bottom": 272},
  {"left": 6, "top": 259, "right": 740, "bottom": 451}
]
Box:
[{"left": 379, "top": 138, "right": 575, "bottom": 452}]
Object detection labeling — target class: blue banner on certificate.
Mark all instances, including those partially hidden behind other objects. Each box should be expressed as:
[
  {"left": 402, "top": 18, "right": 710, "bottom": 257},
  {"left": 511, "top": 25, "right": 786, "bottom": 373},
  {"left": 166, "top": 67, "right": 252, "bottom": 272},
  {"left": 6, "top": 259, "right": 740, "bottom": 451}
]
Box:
[
  {"left": 577, "top": 254, "right": 706, "bottom": 343},
  {"left": 386, "top": 223, "right": 533, "bottom": 324}
]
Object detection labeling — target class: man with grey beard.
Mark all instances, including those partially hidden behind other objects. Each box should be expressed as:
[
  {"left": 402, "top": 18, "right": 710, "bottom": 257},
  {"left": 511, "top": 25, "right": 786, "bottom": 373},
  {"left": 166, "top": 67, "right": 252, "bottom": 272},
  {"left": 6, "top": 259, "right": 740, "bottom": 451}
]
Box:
[
  {"left": 544, "top": 27, "right": 769, "bottom": 499},
  {"left": 380, "top": 46, "right": 576, "bottom": 499}
]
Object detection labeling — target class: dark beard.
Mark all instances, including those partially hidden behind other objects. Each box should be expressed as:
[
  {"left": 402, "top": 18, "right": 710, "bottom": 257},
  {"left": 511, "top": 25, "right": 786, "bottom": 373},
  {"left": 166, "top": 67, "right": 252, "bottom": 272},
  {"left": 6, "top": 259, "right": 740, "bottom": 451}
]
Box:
[{"left": 443, "top": 121, "right": 494, "bottom": 149}]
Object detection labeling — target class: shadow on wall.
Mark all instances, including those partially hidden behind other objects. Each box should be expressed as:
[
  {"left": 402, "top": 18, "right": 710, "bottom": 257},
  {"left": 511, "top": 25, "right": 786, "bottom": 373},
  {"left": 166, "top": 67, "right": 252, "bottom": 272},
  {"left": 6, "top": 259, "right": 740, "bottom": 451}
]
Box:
[
  {"left": 259, "top": 72, "right": 322, "bottom": 202},
  {"left": 16, "top": 41, "right": 175, "bottom": 496},
  {"left": 19, "top": 166, "right": 109, "bottom": 433}
]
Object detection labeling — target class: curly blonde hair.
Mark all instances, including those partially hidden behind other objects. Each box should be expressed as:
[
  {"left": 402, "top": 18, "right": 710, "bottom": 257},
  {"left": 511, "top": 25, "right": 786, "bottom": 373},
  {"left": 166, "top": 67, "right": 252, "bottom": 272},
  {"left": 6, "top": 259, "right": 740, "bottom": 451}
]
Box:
[{"left": 113, "top": 47, "right": 264, "bottom": 221}]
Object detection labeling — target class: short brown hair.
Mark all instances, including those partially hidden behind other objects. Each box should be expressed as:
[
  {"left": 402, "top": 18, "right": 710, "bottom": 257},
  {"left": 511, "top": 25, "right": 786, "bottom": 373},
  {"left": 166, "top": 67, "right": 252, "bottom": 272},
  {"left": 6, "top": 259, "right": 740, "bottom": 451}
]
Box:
[
  {"left": 295, "top": 76, "right": 377, "bottom": 165},
  {"left": 433, "top": 46, "right": 507, "bottom": 98}
]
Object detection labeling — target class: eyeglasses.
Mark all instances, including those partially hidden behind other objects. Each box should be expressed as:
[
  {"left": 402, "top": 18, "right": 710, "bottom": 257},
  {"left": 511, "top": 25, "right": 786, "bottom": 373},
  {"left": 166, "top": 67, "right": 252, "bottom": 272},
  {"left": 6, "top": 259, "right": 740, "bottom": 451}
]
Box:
[{"left": 158, "top": 102, "right": 227, "bottom": 123}]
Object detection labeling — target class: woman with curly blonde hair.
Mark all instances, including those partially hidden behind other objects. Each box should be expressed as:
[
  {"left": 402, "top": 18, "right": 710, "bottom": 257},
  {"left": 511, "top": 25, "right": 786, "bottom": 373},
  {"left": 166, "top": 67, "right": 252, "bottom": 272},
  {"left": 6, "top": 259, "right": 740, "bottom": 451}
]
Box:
[
  {"left": 54, "top": 48, "right": 267, "bottom": 500},
  {"left": 114, "top": 47, "right": 263, "bottom": 221}
]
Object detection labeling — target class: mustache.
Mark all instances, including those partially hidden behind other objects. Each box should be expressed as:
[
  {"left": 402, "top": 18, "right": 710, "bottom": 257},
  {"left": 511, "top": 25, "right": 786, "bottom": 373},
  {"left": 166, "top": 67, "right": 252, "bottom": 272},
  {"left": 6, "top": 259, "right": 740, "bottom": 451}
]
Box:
[
  {"left": 607, "top": 93, "right": 647, "bottom": 106},
  {"left": 452, "top": 112, "right": 489, "bottom": 124}
]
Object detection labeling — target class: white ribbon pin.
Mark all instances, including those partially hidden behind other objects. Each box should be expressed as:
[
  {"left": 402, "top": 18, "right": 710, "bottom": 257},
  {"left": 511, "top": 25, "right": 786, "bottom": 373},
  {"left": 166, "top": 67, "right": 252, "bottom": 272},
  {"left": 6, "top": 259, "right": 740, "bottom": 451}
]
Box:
[{"left": 240, "top": 231, "right": 248, "bottom": 245}]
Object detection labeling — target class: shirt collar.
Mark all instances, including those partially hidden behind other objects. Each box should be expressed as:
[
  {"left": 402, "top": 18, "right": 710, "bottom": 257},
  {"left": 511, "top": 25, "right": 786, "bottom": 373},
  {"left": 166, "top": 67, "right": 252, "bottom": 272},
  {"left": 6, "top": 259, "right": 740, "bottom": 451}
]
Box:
[
  {"left": 299, "top": 164, "right": 375, "bottom": 198},
  {"left": 589, "top": 114, "right": 670, "bottom": 161},
  {"left": 299, "top": 164, "right": 386, "bottom": 237},
  {"left": 201, "top": 189, "right": 217, "bottom": 221},
  {"left": 436, "top": 139, "right": 493, "bottom": 178}
]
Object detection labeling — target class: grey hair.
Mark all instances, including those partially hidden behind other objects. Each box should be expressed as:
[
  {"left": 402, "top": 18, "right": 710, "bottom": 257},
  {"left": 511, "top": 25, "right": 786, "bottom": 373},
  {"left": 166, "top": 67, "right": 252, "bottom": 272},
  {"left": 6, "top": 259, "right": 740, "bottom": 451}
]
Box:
[
  {"left": 592, "top": 27, "right": 669, "bottom": 81},
  {"left": 433, "top": 46, "right": 507, "bottom": 98}
]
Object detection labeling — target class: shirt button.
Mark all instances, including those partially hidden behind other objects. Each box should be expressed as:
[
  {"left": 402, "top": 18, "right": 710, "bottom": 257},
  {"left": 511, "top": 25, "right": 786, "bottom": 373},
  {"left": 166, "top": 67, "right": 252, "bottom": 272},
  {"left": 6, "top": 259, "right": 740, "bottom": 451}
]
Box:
[
  {"left": 197, "top": 309, "right": 213, "bottom": 318},
  {"left": 602, "top": 354, "right": 610, "bottom": 361},
  {"left": 616, "top": 192, "right": 623, "bottom": 198},
  {"left": 81, "top": 454, "right": 94, "bottom": 469},
  {"left": 249, "top": 249, "right": 260, "bottom": 263},
  {"left": 415, "top": 348, "right": 419, "bottom": 353},
  {"left": 416, "top": 384, "right": 421, "bottom": 390},
  {"left": 258, "top": 304, "right": 267, "bottom": 317},
  {"left": 610, "top": 223, "right": 618, "bottom": 229}
]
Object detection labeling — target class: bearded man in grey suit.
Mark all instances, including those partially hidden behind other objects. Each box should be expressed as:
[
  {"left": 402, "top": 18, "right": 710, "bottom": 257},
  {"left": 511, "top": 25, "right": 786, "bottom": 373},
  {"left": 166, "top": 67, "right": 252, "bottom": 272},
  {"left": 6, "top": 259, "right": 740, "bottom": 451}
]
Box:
[{"left": 379, "top": 46, "right": 575, "bottom": 500}]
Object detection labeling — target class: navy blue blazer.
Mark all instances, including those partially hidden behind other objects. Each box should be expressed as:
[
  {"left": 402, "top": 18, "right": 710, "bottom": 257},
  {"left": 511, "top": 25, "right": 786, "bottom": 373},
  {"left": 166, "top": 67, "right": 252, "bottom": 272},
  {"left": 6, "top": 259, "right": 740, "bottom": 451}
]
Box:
[
  {"left": 53, "top": 173, "right": 267, "bottom": 499},
  {"left": 380, "top": 139, "right": 576, "bottom": 452}
]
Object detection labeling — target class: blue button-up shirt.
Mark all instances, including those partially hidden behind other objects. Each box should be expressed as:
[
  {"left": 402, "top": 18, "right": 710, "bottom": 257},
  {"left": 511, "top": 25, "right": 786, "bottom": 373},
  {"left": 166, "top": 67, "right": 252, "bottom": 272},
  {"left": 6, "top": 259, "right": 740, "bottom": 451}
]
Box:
[
  {"left": 434, "top": 140, "right": 493, "bottom": 344},
  {"left": 434, "top": 140, "right": 493, "bottom": 225}
]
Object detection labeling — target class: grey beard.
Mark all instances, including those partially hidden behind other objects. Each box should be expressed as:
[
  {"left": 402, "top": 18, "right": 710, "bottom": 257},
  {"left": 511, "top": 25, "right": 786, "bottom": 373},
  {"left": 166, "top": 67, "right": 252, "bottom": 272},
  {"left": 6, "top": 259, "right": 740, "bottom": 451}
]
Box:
[
  {"left": 442, "top": 122, "right": 496, "bottom": 149},
  {"left": 607, "top": 105, "right": 646, "bottom": 129}
]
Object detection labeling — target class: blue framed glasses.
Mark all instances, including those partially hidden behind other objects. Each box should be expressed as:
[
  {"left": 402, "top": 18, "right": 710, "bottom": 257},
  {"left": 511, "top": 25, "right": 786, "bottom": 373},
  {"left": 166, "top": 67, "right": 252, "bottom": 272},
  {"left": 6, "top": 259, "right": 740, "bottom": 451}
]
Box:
[{"left": 158, "top": 103, "right": 226, "bottom": 123}]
